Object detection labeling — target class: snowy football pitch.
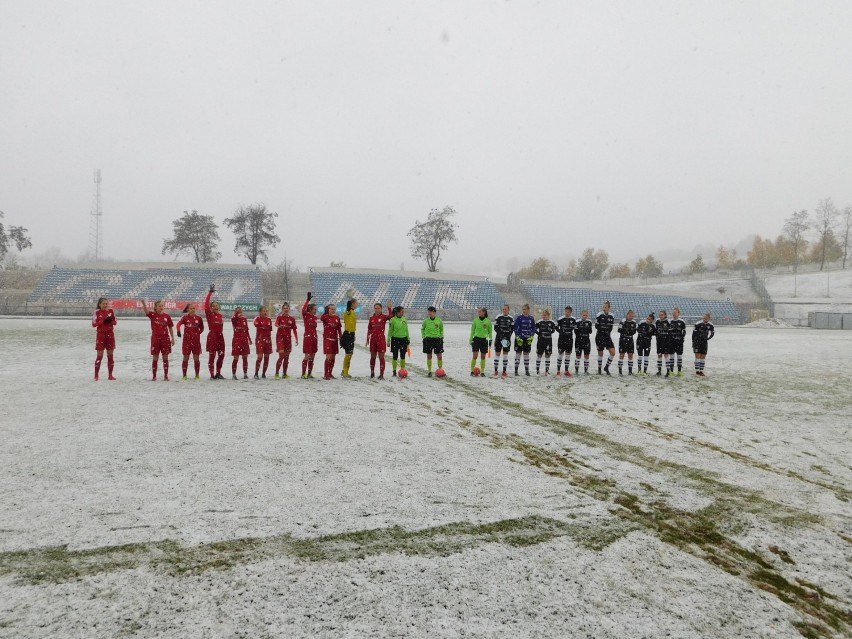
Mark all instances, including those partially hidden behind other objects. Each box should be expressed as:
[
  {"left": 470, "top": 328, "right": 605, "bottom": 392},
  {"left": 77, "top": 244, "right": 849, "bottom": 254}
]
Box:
[{"left": 1, "top": 319, "right": 850, "bottom": 638}]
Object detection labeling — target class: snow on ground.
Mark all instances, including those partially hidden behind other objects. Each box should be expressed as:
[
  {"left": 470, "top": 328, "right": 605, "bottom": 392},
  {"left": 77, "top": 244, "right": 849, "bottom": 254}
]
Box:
[
  {"left": 1, "top": 319, "right": 851, "bottom": 638},
  {"left": 629, "top": 277, "right": 759, "bottom": 302},
  {"left": 764, "top": 269, "right": 852, "bottom": 301},
  {"left": 743, "top": 318, "right": 795, "bottom": 328}
]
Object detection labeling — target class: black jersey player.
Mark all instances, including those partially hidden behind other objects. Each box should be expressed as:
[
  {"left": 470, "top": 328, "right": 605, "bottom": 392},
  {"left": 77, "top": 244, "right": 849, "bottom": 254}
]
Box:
[
  {"left": 617, "top": 310, "right": 638, "bottom": 375},
  {"left": 692, "top": 312, "right": 715, "bottom": 376},
  {"left": 635, "top": 313, "right": 656, "bottom": 376},
  {"left": 574, "top": 310, "right": 593, "bottom": 375},
  {"left": 556, "top": 306, "right": 575, "bottom": 377},
  {"left": 655, "top": 310, "right": 672, "bottom": 377},
  {"left": 669, "top": 307, "right": 687, "bottom": 376},
  {"left": 595, "top": 301, "right": 616, "bottom": 375},
  {"left": 535, "top": 310, "right": 558, "bottom": 375},
  {"left": 493, "top": 304, "right": 514, "bottom": 377}
]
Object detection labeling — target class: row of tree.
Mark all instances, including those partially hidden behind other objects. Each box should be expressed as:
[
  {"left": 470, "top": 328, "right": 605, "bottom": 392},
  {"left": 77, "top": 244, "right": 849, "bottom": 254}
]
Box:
[{"left": 514, "top": 250, "right": 666, "bottom": 281}]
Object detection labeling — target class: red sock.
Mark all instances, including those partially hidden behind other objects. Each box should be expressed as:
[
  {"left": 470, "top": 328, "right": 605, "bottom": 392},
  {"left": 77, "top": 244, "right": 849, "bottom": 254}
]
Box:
[
  {"left": 262, "top": 355, "right": 270, "bottom": 376},
  {"left": 95, "top": 357, "right": 102, "bottom": 377},
  {"left": 330, "top": 356, "right": 336, "bottom": 375},
  {"left": 216, "top": 353, "right": 224, "bottom": 374},
  {"left": 163, "top": 360, "right": 169, "bottom": 378},
  {"left": 276, "top": 354, "right": 283, "bottom": 375},
  {"left": 255, "top": 358, "right": 261, "bottom": 375},
  {"left": 152, "top": 360, "right": 158, "bottom": 378},
  {"left": 370, "top": 353, "right": 376, "bottom": 373},
  {"left": 380, "top": 358, "right": 386, "bottom": 376},
  {"left": 243, "top": 358, "right": 248, "bottom": 374},
  {"left": 182, "top": 360, "right": 189, "bottom": 377},
  {"left": 209, "top": 353, "right": 215, "bottom": 377},
  {"left": 232, "top": 359, "right": 238, "bottom": 375},
  {"left": 308, "top": 359, "right": 314, "bottom": 375},
  {"left": 283, "top": 353, "right": 290, "bottom": 376},
  {"left": 194, "top": 359, "right": 200, "bottom": 377},
  {"left": 107, "top": 354, "right": 114, "bottom": 376}
]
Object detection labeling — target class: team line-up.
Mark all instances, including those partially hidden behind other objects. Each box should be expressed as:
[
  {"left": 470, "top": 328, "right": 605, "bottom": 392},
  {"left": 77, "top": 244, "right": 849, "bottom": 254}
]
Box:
[{"left": 90, "top": 284, "right": 717, "bottom": 382}]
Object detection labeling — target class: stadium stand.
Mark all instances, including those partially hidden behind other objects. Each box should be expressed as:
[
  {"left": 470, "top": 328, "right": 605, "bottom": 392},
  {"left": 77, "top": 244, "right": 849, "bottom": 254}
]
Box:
[
  {"left": 521, "top": 283, "right": 740, "bottom": 323},
  {"left": 309, "top": 268, "right": 505, "bottom": 311},
  {"left": 28, "top": 266, "right": 263, "bottom": 306}
]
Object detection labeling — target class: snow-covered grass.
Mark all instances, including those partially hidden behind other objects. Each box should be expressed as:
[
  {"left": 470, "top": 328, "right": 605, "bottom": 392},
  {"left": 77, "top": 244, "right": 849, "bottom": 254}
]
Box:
[{"left": 1, "top": 319, "right": 850, "bottom": 638}]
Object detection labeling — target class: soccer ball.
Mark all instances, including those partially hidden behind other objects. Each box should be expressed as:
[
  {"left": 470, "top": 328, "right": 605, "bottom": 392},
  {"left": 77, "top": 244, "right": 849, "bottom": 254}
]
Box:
[
  {"left": 435, "top": 368, "right": 446, "bottom": 377},
  {"left": 398, "top": 368, "right": 408, "bottom": 378},
  {"left": 473, "top": 367, "right": 481, "bottom": 376}
]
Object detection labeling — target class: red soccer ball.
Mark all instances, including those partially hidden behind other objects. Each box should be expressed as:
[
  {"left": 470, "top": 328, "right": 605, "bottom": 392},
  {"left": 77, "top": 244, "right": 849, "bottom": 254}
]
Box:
[
  {"left": 435, "top": 368, "right": 446, "bottom": 378},
  {"left": 473, "top": 367, "right": 481, "bottom": 376},
  {"left": 398, "top": 368, "right": 409, "bottom": 378}
]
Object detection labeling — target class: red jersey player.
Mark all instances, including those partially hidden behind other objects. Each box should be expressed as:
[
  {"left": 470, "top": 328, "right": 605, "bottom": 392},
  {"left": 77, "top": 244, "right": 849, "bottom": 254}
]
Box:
[
  {"left": 176, "top": 303, "right": 205, "bottom": 380},
  {"left": 274, "top": 302, "right": 299, "bottom": 379},
  {"left": 253, "top": 305, "right": 273, "bottom": 379},
  {"left": 231, "top": 306, "right": 252, "bottom": 379},
  {"left": 92, "top": 297, "right": 117, "bottom": 380},
  {"left": 365, "top": 301, "right": 393, "bottom": 379},
  {"left": 320, "top": 304, "right": 343, "bottom": 380},
  {"left": 141, "top": 300, "right": 176, "bottom": 381},
  {"left": 204, "top": 284, "right": 226, "bottom": 379},
  {"left": 301, "top": 293, "right": 318, "bottom": 379}
]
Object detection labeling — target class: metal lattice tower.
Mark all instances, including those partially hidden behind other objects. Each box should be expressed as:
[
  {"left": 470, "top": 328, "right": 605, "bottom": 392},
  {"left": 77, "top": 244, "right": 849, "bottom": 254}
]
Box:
[{"left": 88, "top": 169, "right": 103, "bottom": 261}]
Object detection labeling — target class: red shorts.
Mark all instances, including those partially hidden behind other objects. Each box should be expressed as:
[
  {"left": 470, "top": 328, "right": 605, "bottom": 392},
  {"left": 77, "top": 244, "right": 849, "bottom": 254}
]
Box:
[
  {"left": 256, "top": 337, "right": 273, "bottom": 355},
  {"left": 276, "top": 332, "right": 292, "bottom": 352},
  {"left": 182, "top": 336, "right": 202, "bottom": 356},
  {"left": 303, "top": 334, "right": 318, "bottom": 355},
  {"left": 369, "top": 334, "right": 387, "bottom": 354},
  {"left": 95, "top": 332, "right": 115, "bottom": 351},
  {"left": 150, "top": 335, "right": 172, "bottom": 357},
  {"left": 206, "top": 332, "right": 225, "bottom": 354},
  {"left": 232, "top": 334, "right": 251, "bottom": 356},
  {"left": 323, "top": 337, "right": 339, "bottom": 355}
]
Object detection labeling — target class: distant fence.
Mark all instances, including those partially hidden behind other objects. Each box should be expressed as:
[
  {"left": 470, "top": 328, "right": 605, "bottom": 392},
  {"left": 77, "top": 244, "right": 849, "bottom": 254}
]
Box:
[
  {"left": 748, "top": 269, "right": 775, "bottom": 318},
  {"left": 809, "top": 312, "right": 852, "bottom": 330}
]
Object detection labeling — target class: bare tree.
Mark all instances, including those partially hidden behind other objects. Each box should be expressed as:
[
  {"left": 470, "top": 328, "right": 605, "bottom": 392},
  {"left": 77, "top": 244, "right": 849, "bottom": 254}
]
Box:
[
  {"left": 407, "top": 206, "right": 458, "bottom": 272},
  {"left": 0, "top": 210, "right": 33, "bottom": 261},
  {"left": 782, "top": 210, "right": 809, "bottom": 273},
  {"left": 224, "top": 203, "right": 281, "bottom": 265},
  {"left": 162, "top": 210, "right": 221, "bottom": 262},
  {"left": 811, "top": 198, "right": 838, "bottom": 271},
  {"left": 841, "top": 205, "right": 852, "bottom": 269}
]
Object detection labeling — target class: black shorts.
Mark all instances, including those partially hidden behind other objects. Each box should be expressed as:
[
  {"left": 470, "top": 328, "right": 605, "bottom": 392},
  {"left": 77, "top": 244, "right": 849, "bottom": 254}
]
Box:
[
  {"left": 340, "top": 331, "right": 355, "bottom": 354},
  {"left": 536, "top": 337, "right": 553, "bottom": 356},
  {"left": 494, "top": 334, "right": 512, "bottom": 353},
  {"left": 575, "top": 338, "right": 591, "bottom": 356},
  {"left": 557, "top": 336, "right": 574, "bottom": 353},
  {"left": 595, "top": 333, "right": 615, "bottom": 350},
  {"left": 693, "top": 339, "right": 708, "bottom": 354},
  {"left": 390, "top": 337, "right": 409, "bottom": 357},
  {"left": 471, "top": 337, "right": 489, "bottom": 354},
  {"left": 422, "top": 337, "right": 444, "bottom": 355},
  {"left": 636, "top": 338, "right": 651, "bottom": 355},
  {"left": 618, "top": 337, "right": 635, "bottom": 354},
  {"left": 670, "top": 339, "right": 684, "bottom": 355},
  {"left": 515, "top": 336, "right": 534, "bottom": 353},
  {"left": 656, "top": 338, "right": 671, "bottom": 354}
]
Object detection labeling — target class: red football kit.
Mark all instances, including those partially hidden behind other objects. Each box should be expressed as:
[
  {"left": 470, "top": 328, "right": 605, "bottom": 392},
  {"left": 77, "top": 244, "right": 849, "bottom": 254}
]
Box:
[
  {"left": 320, "top": 313, "right": 342, "bottom": 355},
  {"left": 275, "top": 314, "right": 298, "bottom": 352},
  {"left": 176, "top": 314, "right": 205, "bottom": 356},
  {"left": 302, "top": 301, "right": 318, "bottom": 355},
  {"left": 204, "top": 290, "right": 225, "bottom": 354},
  {"left": 147, "top": 312, "right": 174, "bottom": 356},
  {"left": 92, "top": 308, "right": 117, "bottom": 351},
  {"left": 367, "top": 311, "right": 392, "bottom": 353},
  {"left": 254, "top": 316, "right": 273, "bottom": 355},
  {"left": 231, "top": 315, "right": 251, "bottom": 356}
]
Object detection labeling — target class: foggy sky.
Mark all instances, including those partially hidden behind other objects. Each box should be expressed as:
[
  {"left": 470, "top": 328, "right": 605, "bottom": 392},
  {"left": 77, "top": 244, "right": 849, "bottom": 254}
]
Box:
[{"left": 2, "top": 1, "right": 851, "bottom": 276}]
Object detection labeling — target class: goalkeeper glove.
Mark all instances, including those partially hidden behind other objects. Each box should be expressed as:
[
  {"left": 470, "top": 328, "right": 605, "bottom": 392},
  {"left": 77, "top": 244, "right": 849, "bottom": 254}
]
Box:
[
  {"left": 209, "top": 284, "right": 215, "bottom": 293},
  {"left": 306, "top": 292, "right": 312, "bottom": 301}
]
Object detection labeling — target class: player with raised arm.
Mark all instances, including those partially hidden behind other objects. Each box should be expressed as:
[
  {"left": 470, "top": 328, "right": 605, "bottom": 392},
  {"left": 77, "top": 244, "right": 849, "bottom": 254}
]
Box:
[
  {"left": 513, "top": 304, "right": 536, "bottom": 376},
  {"left": 534, "top": 309, "right": 558, "bottom": 375},
  {"left": 492, "top": 304, "right": 514, "bottom": 377},
  {"left": 556, "top": 306, "right": 575, "bottom": 377},
  {"left": 230, "top": 306, "right": 252, "bottom": 379},
  {"left": 176, "top": 303, "right": 205, "bottom": 380},
  {"left": 595, "top": 301, "right": 616, "bottom": 375},
  {"left": 655, "top": 310, "right": 672, "bottom": 377},
  {"left": 320, "top": 303, "right": 343, "bottom": 380},
  {"left": 204, "top": 284, "right": 226, "bottom": 380},
  {"left": 669, "top": 307, "right": 687, "bottom": 376},
  {"left": 422, "top": 306, "right": 445, "bottom": 377},
  {"left": 366, "top": 301, "right": 393, "bottom": 379},
  {"left": 388, "top": 306, "right": 410, "bottom": 377},
  {"left": 301, "top": 293, "right": 318, "bottom": 379},
  {"left": 692, "top": 313, "right": 715, "bottom": 377},
  {"left": 253, "top": 305, "right": 273, "bottom": 379},
  {"left": 574, "top": 310, "right": 593, "bottom": 375},
  {"left": 635, "top": 313, "right": 656, "bottom": 376},
  {"left": 617, "top": 310, "right": 638, "bottom": 376},
  {"left": 469, "top": 307, "right": 492, "bottom": 377},
  {"left": 340, "top": 299, "right": 357, "bottom": 378},
  {"left": 92, "top": 297, "right": 117, "bottom": 381},
  {"left": 141, "top": 299, "right": 175, "bottom": 381},
  {"left": 274, "top": 303, "right": 298, "bottom": 379}
]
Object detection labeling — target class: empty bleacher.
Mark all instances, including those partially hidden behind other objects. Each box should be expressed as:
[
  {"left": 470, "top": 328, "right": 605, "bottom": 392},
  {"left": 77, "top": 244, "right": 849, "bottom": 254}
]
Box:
[
  {"left": 29, "top": 267, "right": 263, "bottom": 306},
  {"left": 310, "top": 269, "right": 505, "bottom": 312},
  {"left": 521, "top": 283, "right": 740, "bottom": 323}
]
